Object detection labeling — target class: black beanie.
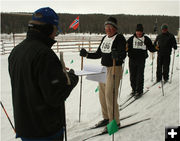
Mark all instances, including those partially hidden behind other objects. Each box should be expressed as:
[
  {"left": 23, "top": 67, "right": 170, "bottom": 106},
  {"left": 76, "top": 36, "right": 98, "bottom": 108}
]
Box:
[
  {"left": 104, "top": 17, "right": 118, "bottom": 29},
  {"left": 136, "top": 24, "right": 143, "bottom": 32}
]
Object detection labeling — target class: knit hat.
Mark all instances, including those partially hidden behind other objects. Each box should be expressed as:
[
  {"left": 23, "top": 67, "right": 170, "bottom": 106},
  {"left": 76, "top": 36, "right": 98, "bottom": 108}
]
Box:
[
  {"left": 136, "top": 24, "right": 143, "bottom": 32},
  {"left": 32, "top": 7, "right": 60, "bottom": 32},
  {"left": 161, "top": 24, "right": 168, "bottom": 30},
  {"left": 104, "top": 17, "right": 118, "bottom": 29}
]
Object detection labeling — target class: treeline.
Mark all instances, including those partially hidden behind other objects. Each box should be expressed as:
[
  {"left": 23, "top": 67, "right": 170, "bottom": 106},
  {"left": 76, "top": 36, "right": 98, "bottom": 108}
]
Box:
[{"left": 1, "top": 13, "right": 179, "bottom": 35}]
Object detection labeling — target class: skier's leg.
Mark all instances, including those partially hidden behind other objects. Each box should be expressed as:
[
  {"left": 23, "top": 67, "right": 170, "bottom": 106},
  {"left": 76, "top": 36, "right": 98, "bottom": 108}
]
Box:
[
  {"left": 163, "top": 55, "right": 170, "bottom": 81},
  {"left": 129, "top": 58, "right": 137, "bottom": 92},
  {"left": 156, "top": 55, "right": 163, "bottom": 82},
  {"left": 105, "top": 66, "right": 122, "bottom": 125},
  {"left": 99, "top": 82, "right": 109, "bottom": 119},
  {"left": 136, "top": 59, "right": 145, "bottom": 95}
]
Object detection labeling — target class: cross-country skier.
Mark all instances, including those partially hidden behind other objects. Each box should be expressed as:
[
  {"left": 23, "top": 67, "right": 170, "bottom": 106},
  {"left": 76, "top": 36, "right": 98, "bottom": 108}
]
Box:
[
  {"left": 80, "top": 17, "right": 126, "bottom": 131},
  {"left": 126, "top": 24, "right": 156, "bottom": 98},
  {"left": 154, "top": 24, "right": 177, "bottom": 83}
]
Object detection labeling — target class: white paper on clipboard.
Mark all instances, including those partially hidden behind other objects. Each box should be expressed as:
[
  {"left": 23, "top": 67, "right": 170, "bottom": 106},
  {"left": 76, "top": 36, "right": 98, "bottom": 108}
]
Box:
[{"left": 75, "top": 65, "right": 107, "bottom": 83}]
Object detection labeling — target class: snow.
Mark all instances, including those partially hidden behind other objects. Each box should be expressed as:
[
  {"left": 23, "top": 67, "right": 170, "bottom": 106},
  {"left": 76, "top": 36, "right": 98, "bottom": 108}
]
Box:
[{"left": 0, "top": 38, "right": 180, "bottom": 141}]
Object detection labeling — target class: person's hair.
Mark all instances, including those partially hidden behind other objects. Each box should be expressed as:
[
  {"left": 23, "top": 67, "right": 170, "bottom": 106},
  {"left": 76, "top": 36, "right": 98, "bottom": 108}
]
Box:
[{"left": 28, "top": 20, "right": 54, "bottom": 36}]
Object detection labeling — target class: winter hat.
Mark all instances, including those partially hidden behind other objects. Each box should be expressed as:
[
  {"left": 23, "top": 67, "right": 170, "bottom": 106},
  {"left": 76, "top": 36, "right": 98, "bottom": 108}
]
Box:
[
  {"left": 161, "top": 24, "right": 168, "bottom": 30},
  {"left": 136, "top": 24, "right": 143, "bottom": 32},
  {"left": 104, "top": 17, "right": 118, "bottom": 29},
  {"left": 32, "top": 7, "right": 60, "bottom": 32}
]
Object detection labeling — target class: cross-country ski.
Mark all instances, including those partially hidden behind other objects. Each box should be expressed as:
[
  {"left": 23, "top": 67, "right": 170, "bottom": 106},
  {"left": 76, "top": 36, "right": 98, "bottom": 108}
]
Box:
[
  {"left": 119, "top": 95, "right": 134, "bottom": 107},
  {"left": 120, "top": 90, "right": 149, "bottom": 111},
  {"left": 85, "top": 112, "right": 138, "bottom": 130},
  {"left": 83, "top": 118, "right": 151, "bottom": 141}
]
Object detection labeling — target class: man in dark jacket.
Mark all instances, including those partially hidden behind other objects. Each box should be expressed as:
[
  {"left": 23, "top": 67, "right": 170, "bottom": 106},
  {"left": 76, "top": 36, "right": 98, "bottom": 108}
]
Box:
[
  {"left": 80, "top": 17, "right": 126, "bottom": 132},
  {"left": 8, "top": 7, "right": 79, "bottom": 141},
  {"left": 154, "top": 24, "right": 177, "bottom": 83},
  {"left": 127, "top": 24, "right": 156, "bottom": 98}
]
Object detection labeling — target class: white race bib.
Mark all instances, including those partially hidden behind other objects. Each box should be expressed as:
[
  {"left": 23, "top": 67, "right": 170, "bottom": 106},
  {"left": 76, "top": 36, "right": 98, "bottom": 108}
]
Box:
[
  {"left": 100, "top": 35, "right": 117, "bottom": 53},
  {"left": 133, "top": 36, "right": 146, "bottom": 50}
]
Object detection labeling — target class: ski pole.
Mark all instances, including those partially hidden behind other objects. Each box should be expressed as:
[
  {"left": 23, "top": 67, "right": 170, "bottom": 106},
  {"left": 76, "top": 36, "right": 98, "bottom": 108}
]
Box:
[
  {"left": 59, "top": 52, "right": 70, "bottom": 141},
  {"left": 153, "top": 18, "right": 158, "bottom": 82},
  {"left": 151, "top": 53, "right": 154, "bottom": 82},
  {"left": 64, "top": 103, "right": 67, "bottom": 141},
  {"left": 118, "top": 62, "right": 125, "bottom": 103},
  {"left": 169, "top": 50, "right": 176, "bottom": 84},
  {"left": 160, "top": 66, "right": 165, "bottom": 96},
  {"left": 161, "top": 80, "right": 165, "bottom": 96},
  {"left": 0, "top": 101, "right": 16, "bottom": 133},
  {"left": 79, "top": 56, "right": 83, "bottom": 122},
  {"left": 112, "top": 58, "right": 116, "bottom": 141}
]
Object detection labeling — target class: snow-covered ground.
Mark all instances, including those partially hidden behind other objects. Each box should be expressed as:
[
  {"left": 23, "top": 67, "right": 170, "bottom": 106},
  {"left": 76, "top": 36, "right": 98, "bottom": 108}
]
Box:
[{"left": 1, "top": 41, "right": 179, "bottom": 141}]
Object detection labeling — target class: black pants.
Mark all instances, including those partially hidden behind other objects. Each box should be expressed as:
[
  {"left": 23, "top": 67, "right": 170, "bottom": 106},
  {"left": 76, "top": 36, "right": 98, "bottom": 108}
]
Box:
[
  {"left": 129, "top": 58, "right": 145, "bottom": 94},
  {"left": 156, "top": 55, "right": 170, "bottom": 81}
]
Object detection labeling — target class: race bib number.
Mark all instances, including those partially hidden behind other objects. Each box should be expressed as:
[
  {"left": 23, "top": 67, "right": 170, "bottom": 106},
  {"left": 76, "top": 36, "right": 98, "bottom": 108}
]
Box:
[
  {"left": 133, "top": 37, "right": 146, "bottom": 50},
  {"left": 100, "top": 35, "right": 117, "bottom": 53}
]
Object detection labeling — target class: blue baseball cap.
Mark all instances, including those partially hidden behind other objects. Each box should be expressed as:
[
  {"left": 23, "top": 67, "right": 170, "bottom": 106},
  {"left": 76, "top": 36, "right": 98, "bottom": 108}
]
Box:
[{"left": 32, "top": 7, "right": 61, "bottom": 32}]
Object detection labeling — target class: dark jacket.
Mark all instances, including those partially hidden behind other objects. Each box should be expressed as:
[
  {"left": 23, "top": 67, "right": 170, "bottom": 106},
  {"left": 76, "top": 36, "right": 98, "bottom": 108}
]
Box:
[
  {"left": 127, "top": 33, "right": 156, "bottom": 59},
  {"left": 154, "top": 31, "right": 177, "bottom": 56},
  {"left": 87, "top": 33, "right": 126, "bottom": 67},
  {"left": 8, "top": 30, "right": 78, "bottom": 138}
]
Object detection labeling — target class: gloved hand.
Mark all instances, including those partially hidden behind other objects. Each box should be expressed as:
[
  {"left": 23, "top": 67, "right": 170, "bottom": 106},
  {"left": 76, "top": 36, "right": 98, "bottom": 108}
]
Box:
[
  {"left": 68, "top": 70, "right": 79, "bottom": 88},
  {"left": 69, "top": 69, "right": 75, "bottom": 74},
  {"left": 80, "top": 48, "right": 88, "bottom": 57},
  {"left": 111, "top": 48, "right": 122, "bottom": 60}
]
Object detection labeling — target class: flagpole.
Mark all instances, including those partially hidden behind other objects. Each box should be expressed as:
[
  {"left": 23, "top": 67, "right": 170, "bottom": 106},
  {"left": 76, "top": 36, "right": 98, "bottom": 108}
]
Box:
[{"left": 78, "top": 15, "right": 80, "bottom": 33}]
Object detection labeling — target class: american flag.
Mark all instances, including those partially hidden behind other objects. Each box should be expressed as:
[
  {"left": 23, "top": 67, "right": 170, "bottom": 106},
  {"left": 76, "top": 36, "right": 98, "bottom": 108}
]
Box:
[{"left": 69, "top": 16, "right": 79, "bottom": 30}]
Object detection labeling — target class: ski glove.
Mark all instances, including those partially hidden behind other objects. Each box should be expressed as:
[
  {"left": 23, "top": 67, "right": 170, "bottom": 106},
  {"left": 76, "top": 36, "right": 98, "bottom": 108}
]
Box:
[
  {"left": 68, "top": 71, "right": 79, "bottom": 89},
  {"left": 80, "top": 48, "right": 88, "bottom": 57},
  {"left": 69, "top": 69, "right": 75, "bottom": 74}
]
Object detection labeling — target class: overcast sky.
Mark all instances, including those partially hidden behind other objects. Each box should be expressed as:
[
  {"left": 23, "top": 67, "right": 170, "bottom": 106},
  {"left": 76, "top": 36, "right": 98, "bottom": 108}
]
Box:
[{"left": 1, "top": 0, "right": 179, "bottom": 16}]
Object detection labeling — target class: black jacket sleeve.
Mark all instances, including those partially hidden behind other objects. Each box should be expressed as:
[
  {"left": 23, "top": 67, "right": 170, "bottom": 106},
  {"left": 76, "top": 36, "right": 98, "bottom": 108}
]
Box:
[
  {"left": 127, "top": 36, "right": 134, "bottom": 53},
  {"left": 153, "top": 35, "right": 160, "bottom": 51},
  {"left": 170, "top": 34, "right": 177, "bottom": 50},
  {"left": 86, "top": 36, "right": 106, "bottom": 59},
  {"left": 127, "top": 36, "right": 133, "bottom": 50},
  {"left": 115, "top": 34, "right": 127, "bottom": 61},
  {"left": 37, "top": 50, "right": 77, "bottom": 107},
  {"left": 144, "top": 36, "right": 156, "bottom": 52}
]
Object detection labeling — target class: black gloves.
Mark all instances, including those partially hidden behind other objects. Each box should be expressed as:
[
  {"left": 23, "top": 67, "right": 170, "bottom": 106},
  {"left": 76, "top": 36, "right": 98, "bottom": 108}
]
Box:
[
  {"left": 80, "top": 48, "right": 88, "bottom": 57},
  {"left": 68, "top": 69, "right": 79, "bottom": 88},
  {"left": 111, "top": 48, "right": 122, "bottom": 61},
  {"left": 69, "top": 69, "right": 75, "bottom": 74}
]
